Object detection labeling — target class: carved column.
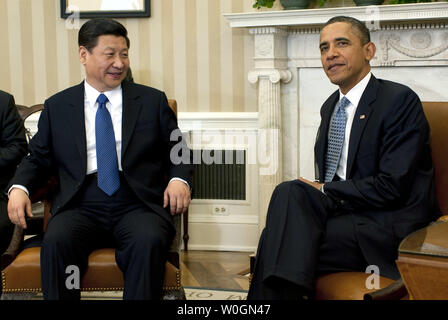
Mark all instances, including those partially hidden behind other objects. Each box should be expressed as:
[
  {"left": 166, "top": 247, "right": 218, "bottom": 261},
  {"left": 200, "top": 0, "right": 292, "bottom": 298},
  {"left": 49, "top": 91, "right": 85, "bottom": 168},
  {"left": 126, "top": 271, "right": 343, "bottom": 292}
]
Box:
[{"left": 248, "top": 27, "right": 292, "bottom": 234}]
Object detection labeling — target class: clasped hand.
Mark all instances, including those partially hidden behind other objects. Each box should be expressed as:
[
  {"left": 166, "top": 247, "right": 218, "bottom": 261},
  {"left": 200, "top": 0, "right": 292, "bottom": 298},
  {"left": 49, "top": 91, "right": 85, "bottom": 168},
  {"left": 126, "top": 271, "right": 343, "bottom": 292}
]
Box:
[{"left": 297, "top": 177, "right": 323, "bottom": 191}]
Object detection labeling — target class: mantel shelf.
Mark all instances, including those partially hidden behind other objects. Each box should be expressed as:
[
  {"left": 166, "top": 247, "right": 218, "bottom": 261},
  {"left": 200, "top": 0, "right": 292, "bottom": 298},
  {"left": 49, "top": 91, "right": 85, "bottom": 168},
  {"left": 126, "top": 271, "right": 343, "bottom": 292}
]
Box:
[{"left": 224, "top": 3, "right": 448, "bottom": 29}]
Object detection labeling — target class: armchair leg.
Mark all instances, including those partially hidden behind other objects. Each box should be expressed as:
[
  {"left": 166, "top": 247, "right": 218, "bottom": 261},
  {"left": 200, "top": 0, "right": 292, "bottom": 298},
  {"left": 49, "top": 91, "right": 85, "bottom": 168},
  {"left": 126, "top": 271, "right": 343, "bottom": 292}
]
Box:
[{"left": 183, "top": 211, "right": 189, "bottom": 251}]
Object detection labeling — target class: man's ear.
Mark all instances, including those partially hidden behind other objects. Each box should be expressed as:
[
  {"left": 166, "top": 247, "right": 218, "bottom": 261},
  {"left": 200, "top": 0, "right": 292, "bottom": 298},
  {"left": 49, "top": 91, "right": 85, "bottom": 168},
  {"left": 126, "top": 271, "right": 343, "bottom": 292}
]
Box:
[
  {"left": 364, "top": 42, "right": 376, "bottom": 62},
  {"left": 79, "top": 46, "right": 88, "bottom": 65}
]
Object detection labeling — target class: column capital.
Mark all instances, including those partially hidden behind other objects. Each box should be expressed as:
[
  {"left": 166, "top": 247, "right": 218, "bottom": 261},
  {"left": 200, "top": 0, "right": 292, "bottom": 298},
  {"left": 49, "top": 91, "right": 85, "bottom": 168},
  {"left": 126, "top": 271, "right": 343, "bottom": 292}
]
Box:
[{"left": 248, "top": 69, "right": 292, "bottom": 85}]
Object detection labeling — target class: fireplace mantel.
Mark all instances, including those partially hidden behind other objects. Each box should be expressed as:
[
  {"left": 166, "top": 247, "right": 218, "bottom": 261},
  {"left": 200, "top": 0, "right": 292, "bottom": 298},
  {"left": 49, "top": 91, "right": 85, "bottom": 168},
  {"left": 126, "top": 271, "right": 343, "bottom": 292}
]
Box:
[
  {"left": 224, "top": 3, "right": 448, "bottom": 28},
  {"left": 224, "top": 4, "right": 448, "bottom": 233}
]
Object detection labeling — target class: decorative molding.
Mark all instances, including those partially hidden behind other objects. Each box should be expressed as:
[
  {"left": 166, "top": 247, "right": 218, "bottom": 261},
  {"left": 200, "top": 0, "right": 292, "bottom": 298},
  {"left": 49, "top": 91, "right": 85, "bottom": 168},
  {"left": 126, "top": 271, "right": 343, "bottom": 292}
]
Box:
[
  {"left": 178, "top": 112, "right": 258, "bottom": 131},
  {"left": 224, "top": 3, "right": 448, "bottom": 29},
  {"left": 248, "top": 26, "right": 289, "bottom": 35},
  {"left": 187, "top": 244, "right": 257, "bottom": 252},
  {"left": 288, "top": 22, "right": 448, "bottom": 35},
  {"left": 380, "top": 22, "right": 448, "bottom": 30},
  {"left": 188, "top": 214, "right": 258, "bottom": 225},
  {"left": 248, "top": 69, "right": 292, "bottom": 84},
  {"left": 381, "top": 31, "right": 448, "bottom": 59}
]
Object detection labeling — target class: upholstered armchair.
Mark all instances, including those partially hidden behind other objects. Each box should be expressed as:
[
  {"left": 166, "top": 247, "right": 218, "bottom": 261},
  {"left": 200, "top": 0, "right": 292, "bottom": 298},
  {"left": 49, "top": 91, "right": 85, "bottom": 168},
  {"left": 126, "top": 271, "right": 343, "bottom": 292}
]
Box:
[{"left": 1, "top": 100, "right": 186, "bottom": 300}]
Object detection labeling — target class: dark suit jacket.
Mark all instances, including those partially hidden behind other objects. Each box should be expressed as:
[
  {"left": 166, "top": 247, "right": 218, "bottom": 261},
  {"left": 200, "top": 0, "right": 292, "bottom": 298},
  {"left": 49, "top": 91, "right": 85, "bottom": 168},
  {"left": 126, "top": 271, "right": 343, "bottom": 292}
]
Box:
[
  {"left": 9, "top": 81, "right": 192, "bottom": 226},
  {"left": 0, "top": 90, "right": 27, "bottom": 200},
  {"left": 314, "top": 75, "right": 438, "bottom": 278}
]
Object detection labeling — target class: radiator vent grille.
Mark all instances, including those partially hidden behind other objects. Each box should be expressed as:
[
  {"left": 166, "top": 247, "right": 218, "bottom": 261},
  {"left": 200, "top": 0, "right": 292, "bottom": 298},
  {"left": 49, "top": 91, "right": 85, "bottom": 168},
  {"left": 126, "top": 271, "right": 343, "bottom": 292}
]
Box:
[{"left": 192, "top": 150, "right": 246, "bottom": 200}]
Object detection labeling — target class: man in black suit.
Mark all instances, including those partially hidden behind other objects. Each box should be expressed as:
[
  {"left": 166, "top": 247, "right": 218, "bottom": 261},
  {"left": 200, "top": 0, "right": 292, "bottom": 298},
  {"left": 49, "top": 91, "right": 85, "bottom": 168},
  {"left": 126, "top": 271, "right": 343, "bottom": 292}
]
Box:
[
  {"left": 247, "top": 16, "right": 438, "bottom": 299},
  {"left": 7, "top": 19, "right": 192, "bottom": 300},
  {"left": 0, "top": 91, "right": 27, "bottom": 255}
]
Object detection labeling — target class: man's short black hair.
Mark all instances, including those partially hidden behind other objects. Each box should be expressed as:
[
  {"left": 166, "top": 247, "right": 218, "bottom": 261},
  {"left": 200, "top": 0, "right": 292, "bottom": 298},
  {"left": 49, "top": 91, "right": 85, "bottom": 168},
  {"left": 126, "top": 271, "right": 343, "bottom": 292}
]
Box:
[
  {"left": 78, "top": 18, "right": 130, "bottom": 52},
  {"left": 323, "top": 16, "right": 371, "bottom": 45}
]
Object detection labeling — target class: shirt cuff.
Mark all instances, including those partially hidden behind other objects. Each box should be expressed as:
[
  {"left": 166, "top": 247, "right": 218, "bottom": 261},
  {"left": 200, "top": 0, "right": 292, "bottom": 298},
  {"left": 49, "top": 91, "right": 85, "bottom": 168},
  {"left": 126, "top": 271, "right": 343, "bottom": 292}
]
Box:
[
  {"left": 169, "top": 177, "right": 190, "bottom": 189},
  {"left": 8, "top": 185, "right": 30, "bottom": 197},
  {"left": 320, "top": 184, "right": 325, "bottom": 194}
]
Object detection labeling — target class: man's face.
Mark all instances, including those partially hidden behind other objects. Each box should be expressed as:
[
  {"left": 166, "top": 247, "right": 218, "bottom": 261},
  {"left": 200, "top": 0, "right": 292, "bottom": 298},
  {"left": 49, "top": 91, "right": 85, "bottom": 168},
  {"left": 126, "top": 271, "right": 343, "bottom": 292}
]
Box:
[
  {"left": 79, "top": 35, "right": 130, "bottom": 92},
  {"left": 319, "top": 22, "right": 375, "bottom": 94}
]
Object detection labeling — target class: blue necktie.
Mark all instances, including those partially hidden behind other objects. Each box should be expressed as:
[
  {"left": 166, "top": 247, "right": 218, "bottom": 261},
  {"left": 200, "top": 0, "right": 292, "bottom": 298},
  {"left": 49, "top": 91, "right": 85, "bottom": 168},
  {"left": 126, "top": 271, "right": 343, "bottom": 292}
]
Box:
[
  {"left": 95, "top": 93, "right": 120, "bottom": 196},
  {"left": 324, "top": 97, "right": 350, "bottom": 183}
]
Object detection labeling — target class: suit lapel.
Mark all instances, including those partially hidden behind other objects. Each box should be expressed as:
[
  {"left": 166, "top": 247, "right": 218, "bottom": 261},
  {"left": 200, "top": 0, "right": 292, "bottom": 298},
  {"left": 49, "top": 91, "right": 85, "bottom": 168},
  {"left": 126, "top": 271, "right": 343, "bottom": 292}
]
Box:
[
  {"left": 121, "top": 81, "right": 142, "bottom": 158},
  {"left": 315, "top": 91, "right": 339, "bottom": 182},
  {"left": 67, "top": 82, "right": 87, "bottom": 174},
  {"left": 345, "top": 76, "right": 379, "bottom": 178}
]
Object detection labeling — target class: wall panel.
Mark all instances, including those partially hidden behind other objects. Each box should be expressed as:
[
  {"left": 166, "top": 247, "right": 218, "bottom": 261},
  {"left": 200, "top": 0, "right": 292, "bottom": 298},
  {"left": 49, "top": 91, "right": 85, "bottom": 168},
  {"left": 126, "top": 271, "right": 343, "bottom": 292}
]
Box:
[{"left": 0, "top": 0, "right": 257, "bottom": 112}]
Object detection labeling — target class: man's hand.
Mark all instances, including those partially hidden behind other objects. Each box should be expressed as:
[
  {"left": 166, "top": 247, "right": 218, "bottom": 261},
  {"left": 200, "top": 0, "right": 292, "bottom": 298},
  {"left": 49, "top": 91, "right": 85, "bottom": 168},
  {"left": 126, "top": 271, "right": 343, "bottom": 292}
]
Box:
[
  {"left": 7, "top": 188, "right": 33, "bottom": 229},
  {"left": 163, "top": 180, "right": 191, "bottom": 215},
  {"left": 298, "top": 177, "right": 323, "bottom": 191}
]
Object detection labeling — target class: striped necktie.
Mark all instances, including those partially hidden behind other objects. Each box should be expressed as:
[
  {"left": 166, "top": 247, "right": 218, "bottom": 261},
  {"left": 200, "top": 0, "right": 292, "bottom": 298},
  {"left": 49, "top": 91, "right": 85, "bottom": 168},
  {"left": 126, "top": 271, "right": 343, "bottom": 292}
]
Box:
[{"left": 324, "top": 97, "right": 350, "bottom": 183}]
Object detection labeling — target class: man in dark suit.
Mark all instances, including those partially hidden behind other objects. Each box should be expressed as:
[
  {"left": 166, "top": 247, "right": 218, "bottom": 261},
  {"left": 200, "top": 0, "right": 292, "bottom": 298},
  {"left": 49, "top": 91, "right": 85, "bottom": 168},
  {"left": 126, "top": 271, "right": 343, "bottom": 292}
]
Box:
[
  {"left": 0, "top": 91, "right": 27, "bottom": 255},
  {"left": 247, "top": 16, "right": 438, "bottom": 299},
  {"left": 7, "top": 19, "right": 192, "bottom": 300}
]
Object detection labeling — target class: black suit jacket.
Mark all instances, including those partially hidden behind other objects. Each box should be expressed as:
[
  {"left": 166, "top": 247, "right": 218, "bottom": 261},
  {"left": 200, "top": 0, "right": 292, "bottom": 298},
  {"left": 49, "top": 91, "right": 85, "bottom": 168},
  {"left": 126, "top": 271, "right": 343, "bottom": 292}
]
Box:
[
  {"left": 0, "top": 90, "right": 27, "bottom": 199},
  {"left": 314, "top": 75, "right": 438, "bottom": 278},
  {"left": 10, "top": 81, "right": 192, "bottom": 226}
]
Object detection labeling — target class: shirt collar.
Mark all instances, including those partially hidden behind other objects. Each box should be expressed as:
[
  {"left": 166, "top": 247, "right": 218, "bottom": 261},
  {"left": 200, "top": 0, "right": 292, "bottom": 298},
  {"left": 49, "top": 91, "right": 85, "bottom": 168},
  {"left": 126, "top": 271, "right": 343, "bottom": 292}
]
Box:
[
  {"left": 84, "top": 80, "right": 122, "bottom": 108},
  {"left": 339, "top": 72, "right": 372, "bottom": 107}
]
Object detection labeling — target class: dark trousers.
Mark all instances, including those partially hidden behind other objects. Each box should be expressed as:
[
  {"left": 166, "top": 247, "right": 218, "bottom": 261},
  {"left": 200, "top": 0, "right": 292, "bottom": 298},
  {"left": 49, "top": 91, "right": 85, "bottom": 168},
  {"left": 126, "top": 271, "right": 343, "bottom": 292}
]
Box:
[
  {"left": 0, "top": 198, "right": 14, "bottom": 255},
  {"left": 41, "top": 174, "right": 174, "bottom": 300},
  {"left": 247, "top": 180, "right": 367, "bottom": 300}
]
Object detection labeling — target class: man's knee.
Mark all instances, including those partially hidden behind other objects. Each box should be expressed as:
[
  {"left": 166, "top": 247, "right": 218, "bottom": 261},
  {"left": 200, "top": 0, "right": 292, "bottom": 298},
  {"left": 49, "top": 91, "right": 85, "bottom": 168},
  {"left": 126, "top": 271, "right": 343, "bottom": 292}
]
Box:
[
  {"left": 128, "top": 228, "right": 170, "bottom": 253},
  {"left": 274, "top": 180, "right": 298, "bottom": 194},
  {"left": 42, "top": 229, "right": 73, "bottom": 251},
  {"left": 273, "top": 180, "right": 310, "bottom": 200},
  {"left": 119, "top": 212, "right": 174, "bottom": 251},
  {"left": 42, "top": 215, "right": 84, "bottom": 251}
]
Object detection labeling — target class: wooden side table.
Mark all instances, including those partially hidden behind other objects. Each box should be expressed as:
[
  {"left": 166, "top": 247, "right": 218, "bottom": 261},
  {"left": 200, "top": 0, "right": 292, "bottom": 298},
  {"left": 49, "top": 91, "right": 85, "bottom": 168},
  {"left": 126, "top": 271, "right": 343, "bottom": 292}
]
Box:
[{"left": 396, "top": 221, "right": 448, "bottom": 299}]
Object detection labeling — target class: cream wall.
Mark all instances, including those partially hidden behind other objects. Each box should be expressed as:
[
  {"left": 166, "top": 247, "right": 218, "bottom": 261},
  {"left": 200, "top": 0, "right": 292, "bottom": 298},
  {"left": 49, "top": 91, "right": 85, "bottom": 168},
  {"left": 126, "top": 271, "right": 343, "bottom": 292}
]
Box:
[{"left": 0, "top": 0, "right": 258, "bottom": 112}]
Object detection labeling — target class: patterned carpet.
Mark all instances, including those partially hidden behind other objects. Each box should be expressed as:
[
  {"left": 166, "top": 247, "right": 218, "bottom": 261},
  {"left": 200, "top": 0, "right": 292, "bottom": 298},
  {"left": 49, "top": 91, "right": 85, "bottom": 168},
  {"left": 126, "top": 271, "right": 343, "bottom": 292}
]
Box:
[
  {"left": 185, "top": 287, "right": 247, "bottom": 300},
  {"left": 7, "top": 287, "right": 248, "bottom": 300}
]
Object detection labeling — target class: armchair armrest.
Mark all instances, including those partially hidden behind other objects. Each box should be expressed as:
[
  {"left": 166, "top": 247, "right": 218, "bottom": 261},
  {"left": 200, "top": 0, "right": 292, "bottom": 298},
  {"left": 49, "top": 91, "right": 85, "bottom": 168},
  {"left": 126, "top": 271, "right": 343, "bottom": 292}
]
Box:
[
  {"left": 1, "top": 225, "right": 24, "bottom": 270},
  {"left": 0, "top": 203, "right": 46, "bottom": 270},
  {"left": 363, "top": 278, "right": 407, "bottom": 300}
]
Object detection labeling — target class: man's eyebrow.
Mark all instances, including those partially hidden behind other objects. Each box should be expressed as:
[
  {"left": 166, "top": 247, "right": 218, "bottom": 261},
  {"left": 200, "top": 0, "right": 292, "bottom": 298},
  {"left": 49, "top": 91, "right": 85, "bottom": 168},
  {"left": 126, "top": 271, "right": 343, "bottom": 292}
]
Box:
[
  {"left": 319, "top": 41, "right": 328, "bottom": 49},
  {"left": 103, "top": 47, "right": 128, "bottom": 52},
  {"left": 335, "top": 37, "right": 350, "bottom": 42},
  {"left": 320, "top": 37, "right": 352, "bottom": 49}
]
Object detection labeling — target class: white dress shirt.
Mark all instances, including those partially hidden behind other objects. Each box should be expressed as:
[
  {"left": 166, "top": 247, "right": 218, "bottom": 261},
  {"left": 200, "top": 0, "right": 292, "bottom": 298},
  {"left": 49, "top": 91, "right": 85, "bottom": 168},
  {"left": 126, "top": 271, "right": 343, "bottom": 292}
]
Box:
[
  {"left": 84, "top": 81, "right": 123, "bottom": 173},
  {"left": 331, "top": 72, "right": 372, "bottom": 181}
]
